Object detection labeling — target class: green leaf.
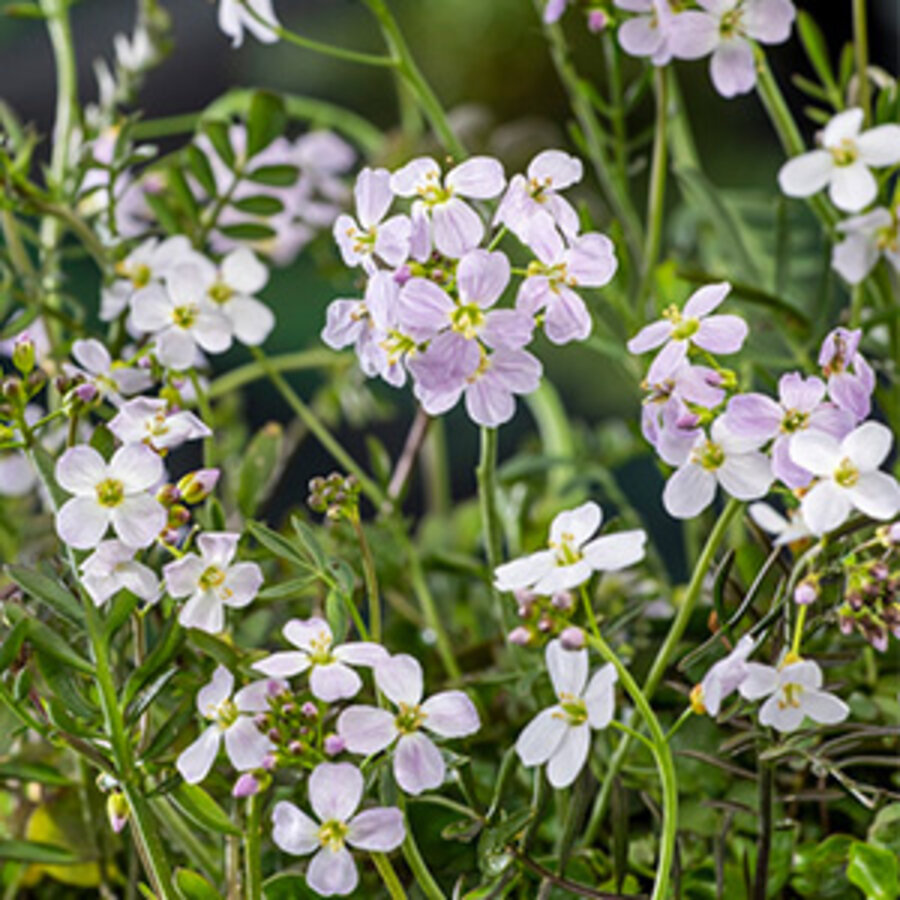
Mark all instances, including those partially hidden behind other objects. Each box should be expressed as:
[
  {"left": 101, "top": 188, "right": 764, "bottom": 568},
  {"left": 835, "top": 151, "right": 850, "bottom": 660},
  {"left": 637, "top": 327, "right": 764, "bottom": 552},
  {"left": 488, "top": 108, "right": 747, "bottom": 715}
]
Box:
[
  {"left": 88, "top": 423, "right": 116, "bottom": 460},
  {"left": 246, "top": 164, "right": 299, "bottom": 187},
  {"left": 201, "top": 119, "right": 235, "bottom": 169},
  {"left": 144, "top": 191, "right": 182, "bottom": 236},
  {"left": 263, "top": 874, "right": 321, "bottom": 900},
  {"left": 218, "top": 222, "right": 277, "bottom": 241},
  {"left": 3, "top": 4, "right": 46, "bottom": 18},
  {"left": 231, "top": 195, "right": 285, "bottom": 217},
  {"left": 0, "top": 760, "right": 69, "bottom": 786},
  {"left": 847, "top": 841, "right": 899, "bottom": 900},
  {"left": 36, "top": 653, "right": 97, "bottom": 721},
  {"left": 247, "top": 520, "right": 311, "bottom": 570},
  {"left": 123, "top": 615, "right": 183, "bottom": 706},
  {"left": 175, "top": 868, "right": 220, "bottom": 900},
  {"left": 167, "top": 166, "right": 200, "bottom": 221},
  {"left": 257, "top": 575, "right": 318, "bottom": 600},
  {"left": 125, "top": 667, "right": 179, "bottom": 724},
  {"left": 5, "top": 606, "right": 92, "bottom": 674},
  {"left": 6, "top": 564, "right": 84, "bottom": 628},
  {"left": 0, "top": 618, "right": 28, "bottom": 673},
  {"left": 103, "top": 591, "right": 139, "bottom": 638},
  {"left": 141, "top": 703, "right": 193, "bottom": 761},
  {"left": 246, "top": 91, "right": 287, "bottom": 158},
  {"left": 325, "top": 587, "right": 348, "bottom": 644},
  {"left": 186, "top": 145, "right": 217, "bottom": 196},
  {"left": 291, "top": 517, "right": 328, "bottom": 571},
  {"left": 171, "top": 784, "right": 241, "bottom": 837},
  {"left": 868, "top": 804, "right": 900, "bottom": 857},
  {"left": 237, "top": 422, "right": 283, "bottom": 518},
  {"left": 0, "top": 839, "right": 80, "bottom": 865},
  {"left": 186, "top": 631, "right": 241, "bottom": 670},
  {"left": 796, "top": 11, "right": 840, "bottom": 104}
]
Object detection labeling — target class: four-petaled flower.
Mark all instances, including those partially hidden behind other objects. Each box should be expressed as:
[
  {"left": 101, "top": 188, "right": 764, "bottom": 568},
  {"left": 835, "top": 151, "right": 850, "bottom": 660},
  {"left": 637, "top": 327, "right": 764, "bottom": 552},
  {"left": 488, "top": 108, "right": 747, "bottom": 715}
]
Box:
[
  {"left": 109, "top": 397, "right": 211, "bottom": 452},
  {"left": 80, "top": 539, "right": 161, "bottom": 606},
  {"left": 690, "top": 634, "right": 756, "bottom": 716}
]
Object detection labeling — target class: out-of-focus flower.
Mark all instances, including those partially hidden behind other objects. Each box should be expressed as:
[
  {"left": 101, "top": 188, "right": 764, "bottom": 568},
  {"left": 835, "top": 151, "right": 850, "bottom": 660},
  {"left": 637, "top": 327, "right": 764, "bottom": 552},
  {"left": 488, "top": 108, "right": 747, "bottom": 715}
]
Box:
[
  {"left": 615, "top": 0, "right": 676, "bottom": 65},
  {"left": 80, "top": 539, "right": 160, "bottom": 606},
  {"left": 818, "top": 327, "right": 876, "bottom": 422},
  {"left": 217, "top": 0, "right": 279, "bottom": 47},
  {"left": 690, "top": 634, "right": 755, "bottom": 715},
  {"left": 109, "top": 397, "right": 210, "bottom": 452},
  {"left": 748, "top": 502, "right": 812, "bottom": 545},
  {"left": 778, "top": 108, "right": 900, "bottom": 212},
  {"left": 832, "top": 204, "right": 900, "bottom": 284}
]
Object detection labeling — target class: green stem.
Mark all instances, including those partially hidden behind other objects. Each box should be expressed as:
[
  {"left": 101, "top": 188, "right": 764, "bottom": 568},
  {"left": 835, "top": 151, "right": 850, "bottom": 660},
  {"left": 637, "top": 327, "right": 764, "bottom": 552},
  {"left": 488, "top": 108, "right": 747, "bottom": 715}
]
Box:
[
  {"left": 580, "top": 588, "right": 678, "bottom": 900},
  {"left": 638, "top": 69, "right": 668, "bottom": 303},
  {"left": 350, "top": 513, "right": 381, "bottom": 642},
  {"left": 189, "top": 368, "right": 216, "bottom": 469},
  {"left": 207, "top": 349, "right": 349, "bottom": 399},
  {"left": 583, "top": 498, "right": 742, "bottom": 845},
  {"left": 477, "top": 427, "right": 509, "bottom": 634},
  {"left": 852, "top": 0, "right": 870, "bottom": 125},
  {"left": 371, "top": 852, "right": 408, "bottom": 899},
  {"left": 753, "top": 758, "right": 774, "bottom": 900},
  {"left": 398, "top": 796, "right": 447, "bottom": 900},
  {"left": 244, "top": 794, "right": 262, "bottom": 900}
]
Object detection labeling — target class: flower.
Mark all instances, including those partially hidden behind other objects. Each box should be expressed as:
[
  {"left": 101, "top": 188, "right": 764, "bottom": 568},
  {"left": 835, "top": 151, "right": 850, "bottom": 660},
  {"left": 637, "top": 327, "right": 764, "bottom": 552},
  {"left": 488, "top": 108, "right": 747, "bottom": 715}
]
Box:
[
  {"left": 627, "top": 282, "right": 748, "bottom": 383},
  {"left": 55, "top": 444, "right": 166, "bottom": 550},
  {"left": 724, "top": 372, "right": 854, "bottom": 489},
  {"left": 832, "top": 204, "right": 900, "bottom": 284},
  {"left": 333, "top": 167, "right": 411, "bottom": 274},
  {"left": 494, "top": 501, "right": 647, "bottom": 595},
  {"left": 739, "top": 658, "right": 849, "bottom": 732},
  {"left": 337, "top": 654, "right": 479, "bottom": 795},
  {"left": 389, "top": 156, "right": 506, "bottom": 258},
  {"left": 252, "top": 617, "right": 387, "bottom": 702},
  {"left": 690, "top": 634, "right": 755, "bottom": 715},
  {"left": 777, "top": 108, "right": 900, "bottom": 213},
  {"left": 788, "top": 421, "right": 900, "bottom": 536},
  {"left": 748, "top": 502, "right": 811, "bottom": 545},
  {"left": 80, "top": 539, "right": 160, "bottom": 606},
  {"left": 217, "top": 0, "right": 279, "bottom": 47},
  {"left": 542, "top": 0, "right": 570, "bottom": 23},
  {"left": 662, "top": 417, "right": 773, "bottom": 520},
  {"left": 818, "top": 327, "right": 876, "bottom": 421},
  {"left": 515, "top": 229, "right": 617, "bottom": 345},
  {"left": 615, "top": 0, "right": 676, "bottom": 66},
  {"left": 64, "top": 338, "right": 152, "bottom": 405},
  {"left": 176, "top": 666, "right": 282, "bottom": 783},
  {"left": 668, "top": 0, "right": 796, "bottom": 97},
  {"left": 109, "top": 397, "right": 210, "bottom": 452},
  {"left": 163, "top": 532, "right": 264, "bottom": 633},
  {"left": 515, "top": 639, "right": 617, "bottom": 788},
  {"left": 271, "top": 762, "right": 404, "bottom": 897}
]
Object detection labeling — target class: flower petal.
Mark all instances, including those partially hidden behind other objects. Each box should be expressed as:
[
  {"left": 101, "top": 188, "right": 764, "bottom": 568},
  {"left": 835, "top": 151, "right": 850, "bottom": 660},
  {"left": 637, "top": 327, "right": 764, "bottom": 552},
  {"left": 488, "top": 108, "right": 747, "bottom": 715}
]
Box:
[
  {"left": 252, "top": 651, "right": 310, "bottom": 679},
  {"left": 337, "top": 705, "right": 398, "bottom": 755},
  {"left": 546, "top": 638, "right": 588, "bottom": 698},
  {"left": 271, "top": 801, "right": 319, "bottom": 856},
  {"left": 445, "top": 157, "right": 505, "bottom": 199},
  {"left": 494, "top": 549, "right": 556, "bottom": 592},
  {"left": 582, "top": 530, "right": 647, "bottom": 572},
  {"left": 663, "top": 463, "right": 717, "bottom": 520},
  {"left": 375, "top": 654, "right": 424, "bottom": 706},
  {"left": 842, "top": 421, "right": 892, "bottom": 471},
  {"left": 421, "top": 690, "right": 480, "bottom": 738},
  {"left": 224, "top": 716, "right": 272, "bottom": 770},
  {"left": 549, "top": 501, "right": 602, "bottom": 547},
  {"left": 778, "top": 150, "right": 833, "bottom": 198},
  {"left": 347, "top": 808, "right": 405, "bottom": 852},
  {"left": 56, "top": 496, "right": 111, "bottom": 549},
  {"left": 393, "top": 732, "right": 445, "bottom": 795},
  {"left": 55, "top": 445, "right": 106, "bottom": 495},
  {"left": 111, "top": 494, "right": 166, "bottom": 549},
  {"left": 856, "top": 124, "right": 900, "bottom": 167},
  {"left": 311, "top": 662, "right": 363, "bottom": 702},
  {"left": 848, "top": 472, "right": 900, "bottom": 521},
  {"left": 309, "top": 762, "right": 363, "bottom": 822},
  {"left": 584, "top": 663, "right": 617, "bottom": 729},
  {"left": 546, "top": 723, "right": 590, "bottom": 788},
  {"left": 307, "top": 845, "right": 358, "bottom": 897},
  {"left": 176, "top": 724, "right": 221, "bottom": 784},
  {"left": 828, "top": 162, "right": 877, "bottom": 213}
]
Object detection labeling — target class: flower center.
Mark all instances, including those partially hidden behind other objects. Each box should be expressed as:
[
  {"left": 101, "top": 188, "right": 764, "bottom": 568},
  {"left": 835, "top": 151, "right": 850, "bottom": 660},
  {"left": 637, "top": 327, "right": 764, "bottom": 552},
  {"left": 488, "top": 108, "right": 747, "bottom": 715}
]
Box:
[
  {"left": 830, "top": 139, "right": 858, "bottom": 167},
  {"left": 318, "top": 819, "right": 348, "bottom": 852},
  {"left": 172, "top": 304, "right": 198, "bottom": 330},
  {"left": 834, "top": 457, "right": 859, "bottom": 488},
  {"left": 95, "top": 478, "right": 125, "bottom": 508},
  {"left": 781, "top": 408, "right": 810, "bottom": 433},
  {"left": 381, "top": 330, "right": 418, "bottom": 366},
  {"left": 550, "top": 532, "right": 582, "bottom": 566},
  {"left": 211, "top": 697, "right": 238, "bottom": 728},
  {"left": 450, "top": 303, "right": 484, "bottom": 339},
  {"left": 415, "top": 172, "right": 452, "bottom": 207},
  {"left": 556, "top": 692, "right": 587, "bottom": 726},
  {"left": 875, "top": 223, "right": 899, "bottom": 253},
  {"left": 348, "top": 224, "right": 377, "bottom": 255},
  {"left": 199, "top": 565, "right": 226, "bottom": 590},
  {"left": 719, "top": 8, "right": 743, "bottom": 37},
  {"left": 777, "top": 682, "right": 804, "bottom": 710},
  {"left": 208, "top": 282, "right": 234, "bottom": 304},
  {"left": 689, "top": 683, "right": 707, "bottom": 715},
  {"left": 395, "top": 701, "right": 426, "bottom": 734},
  {"left": 693, "top": 440, "right": 725, "bottom": 471},
  {"left": 307, "top": 630, "right": 335, "bottom": 666}
]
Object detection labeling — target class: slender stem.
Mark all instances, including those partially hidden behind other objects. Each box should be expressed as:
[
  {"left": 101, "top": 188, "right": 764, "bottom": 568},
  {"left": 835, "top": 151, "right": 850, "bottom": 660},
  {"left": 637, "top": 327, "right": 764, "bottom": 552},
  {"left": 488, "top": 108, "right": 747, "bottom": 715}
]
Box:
[
  {"left": 852, "top": 0, "right": 870, "bottom": 125},
  {"left": 753, "top": 759, "right": 774, "bottom": 900},
  {"left": 207, "top": 349, "right": 349, "bottom": 399},
  {"left": 665, "top": 706, "right": 694, "bottom": 743},
  {"left": 477, "top": 427, "right": 509, "bottom": 634},
  {"left": 791, "top": 604, "right": 808, "bottom": 657},
  {"left": 638, "top": 69, "right": 668, "bottom": 303},
  {"left": 350, "top": 513, "right": 382, "bottom": 642},
  {"left": 398, "top": 797, "right": 446, "bottom": 900},
  {"left": 190, "top": 368, "right": 216, "bottom": 469},
  {"left": 244, "top": 794, "right": 262, "bottom": 900},
  {"left": 387, "top": 408, "right": 431, "bottom": 504},
  {"left": 584, "top": 499, "right": 742, "bottom": 845},
  {"left": 371, "top": 852, "right": 408, "bottom": 899},
  {"left": 581, "top": 588, "right": 678, "bottom": 900}
]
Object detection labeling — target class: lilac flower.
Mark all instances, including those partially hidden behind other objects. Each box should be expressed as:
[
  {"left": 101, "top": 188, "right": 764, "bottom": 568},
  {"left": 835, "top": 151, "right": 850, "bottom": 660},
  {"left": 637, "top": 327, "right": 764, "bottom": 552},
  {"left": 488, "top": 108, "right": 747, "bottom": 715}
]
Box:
[
  {"left": 516, "top": 228, "right": 617, "bottom": 344},
  {"left": 789, "top": 422, "right": 900, "bottom": 536},
  {"left": 252, "top": 617, "right": 386, "bottom": 702},
  {"left": 55, "top": 444, "right": 166, "bottom": 550},
  {"left": 109, "top": 397, "right": 210, "bottom": 452},
  {"left": 494, "top": 501, "right": 647, "bottom": 595},
  {"left": 271, "top": 763, "right": 404, "bottom": 897},
  {"left": 176, "top": 666, "right": 282, "bottom": 783},
  {"left": 627, "top": 282, "right": 747, "bottom": 383},
  {"left": 543, "top": 0, "right": 569, "bottom": 23},
  {"left": 80, "top": 540, "right": 160, "bottom": 606},
  {"left": 217, "top": 0, "right": 279, "bottom": 47},
  {"left": 615, "top": 0, "right": 676, "bottom": 66},
  {"left": 63, "top": 338, "right": 152, "bottom": 405},
  {"left": 748, "top": 502, "right": 812, "bottom": 546},
  {"left": 818, "top": 328, "right": 876, "bottom": 421},
  {"left": 662, "top": 417, "right": 773, "bottom": 520},
  {"left": 337, "top": 654, "right": 479, "bottom": 795},
  {"left": 333, "top": 167, "right": 411, "bottom": 274},
  {"left": 668, "top": 0, "right": 796, "bottom": 97},
  {"left": 408, "top": 333, "right": 542, "bottom": 427},
  {"left": 389, "top": 156, "right": 506, "bottom": 258},
  {"left": 778, "top": 108, "right": 900, "bottom": 213},
  {"left": 739, "top": 658, "right": 849, "bottom": 732},
  {"left": 724, "top": 373, "right": 854, "bottom": 488},
  {"left": 832, "top": 204, "right": 900, "bottom": 285},
  {"left": 690, "top": 634, "right": 755, "bottom": 715},
  {"left": 163, "top": 532, "right": 264, "bottom": 633},
  {"left": 516, "top": 639, "right": 617, "bottom": 788}
]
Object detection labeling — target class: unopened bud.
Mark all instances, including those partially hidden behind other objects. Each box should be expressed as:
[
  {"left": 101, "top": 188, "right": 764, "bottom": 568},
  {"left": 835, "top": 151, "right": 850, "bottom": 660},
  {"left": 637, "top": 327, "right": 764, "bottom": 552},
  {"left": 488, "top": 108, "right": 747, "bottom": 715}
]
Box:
[
  {"left": 107, "top": 791, "right": 129, "bottom": 834},
  {"left": 508, "top": 626, "right": 531, "bottom": 646},
  {"left": 232, "top": 773, "right": 260, "bottom": 798},
  {"left": 587, "top": 9, "right": 608, "bottom": 32},
  {"left": 177, "top": 468, "right": 220, "bottom": 504},
  {"left": 301, "top": 701, "right": 318, "bottom": 718},
  {"left": 559, "top": 626, "right": 585, "bottom": 650},
  {"left": 11, "top": 335, "right": 35, "bottom": 376},
  {"left": 323, "top": 734, "right": 346, "bottom": 756},
  {"left": 793, "top": 577, "right": 818, "bottom": 606},
  {"left": 551, "top": 591, "right": 574, "bottom": 611},
  {"left": 156, "top": 484, "right": 181, "bottom": 506}
]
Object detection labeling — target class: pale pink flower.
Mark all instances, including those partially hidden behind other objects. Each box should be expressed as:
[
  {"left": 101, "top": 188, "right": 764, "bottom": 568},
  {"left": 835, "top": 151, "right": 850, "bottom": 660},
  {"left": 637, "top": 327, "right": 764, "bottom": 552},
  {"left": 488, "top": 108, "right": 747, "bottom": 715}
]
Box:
[
  {"left": 692, "top": 634, "right": 755, "bottom": 716},
  {"left": 109, "top": 397, "right": 210, "bottom": 452},
  {"left": 80, "top": 539, "right": 160, "bottom": 606},
  {"left": 616, "top": 0, "right": 676, "bottom": 66},
  {"left": 818, "top": 327, "right": 876, "bottom": 421},
  {"left": 832, "top": 204, "right": 900, "bottom": 285},
  {"left": 63, "top": 338, "right": 152, "bottom": 405}
]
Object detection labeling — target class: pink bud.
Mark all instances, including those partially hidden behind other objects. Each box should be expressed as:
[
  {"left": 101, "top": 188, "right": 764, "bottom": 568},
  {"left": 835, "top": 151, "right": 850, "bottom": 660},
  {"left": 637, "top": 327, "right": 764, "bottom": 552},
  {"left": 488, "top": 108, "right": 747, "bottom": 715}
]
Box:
[
  {"left": 262, "top": 753, "right": 277, "bottom": 771},
  {"left": 177, "top": 468, "right": 220, "bottom": 504},
  {"left": 323, "top": 734, "right": 346, "bottom": 756},
  {"left": 75, "top": 382, "right": 99, "bottom": 403},
  {"left": 301, "top": 701, "right": 318, "bottom": 718},
  {"left": 393, "top": 264, "right": 412, "bottom": 285},
  {"left": 508, "top": 626, "right": 531, "bottom": 646},
  {"left": 587, "top": 9, "right": 607, "bottom": 32},
  {"left": 551, "top": 591, "right": 574, "bottom": 611},
  {"left": 559, "top": 626, "right": 585, "bottom": 650},
  {"left": 793, "top": 580, "right": 818, "bottom": 606},
  {"left": 232, "top": 773, "right": 260, "bottom": 798}
]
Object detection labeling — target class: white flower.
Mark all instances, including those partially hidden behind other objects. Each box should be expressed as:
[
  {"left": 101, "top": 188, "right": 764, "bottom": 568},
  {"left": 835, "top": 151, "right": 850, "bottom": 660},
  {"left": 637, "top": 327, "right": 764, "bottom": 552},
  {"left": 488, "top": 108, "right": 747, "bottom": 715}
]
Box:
[
  {"left": 63, "top": 338, "right": 152, "bottom": 405},
  {"left": 252, "top": 617, "right": 386, "bottom": 702},
  {"left": 789, "top": 421, "right": 900, "bottom": 535},
  {"left": 615, "top": 0, "right": 676, "bottom": 66},
  {"left": 176, "top": 666, "right": 282, "bottom": 783},
  {"left": 272, "top": 763, "right": 405, "bottom": 897},
  {"left": 832, "top": 204, "right": 900, "bottom": 285},
  {"left": 691, "top": 634, "right": 756, "bottom": 715},
  {"left": 748, "top": 502, "right": 812, "bottom": 545},
  {"left": 163, "top": 532, "right": 263, "bottom": 633},
  {"left": 80, "top": 539, "right": 160, "bottom": 606},
  {"left": 108, "top": 397, "right": 210, "bottom": 452},
  {"left": 217, "top": 0, "right": 279, "bottom": 47},
  {"left": 739, "top": 658, "right": 849, "bottom": 732},
  {"left": 663, "top": 417, "right": 773, "bottom": 520},
  {"left": 494, "top": 501, "right": 646, "bottom": 595},
  {"left": 515, "top": 639, "right": 617, "bottom": 788},
  {"left": 55, "top": 444, "right": 166, "bottom": 550},
  {"left": 778, "top": 108, "right": 900, "bottom": 213}
]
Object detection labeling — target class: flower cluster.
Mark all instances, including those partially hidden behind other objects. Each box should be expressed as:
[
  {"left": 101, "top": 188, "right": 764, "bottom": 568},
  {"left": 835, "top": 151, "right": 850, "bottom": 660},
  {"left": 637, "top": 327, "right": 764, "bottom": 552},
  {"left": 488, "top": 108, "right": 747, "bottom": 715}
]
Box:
[{"left": 322, "top": 151, "right": 618, "bottom": 426}]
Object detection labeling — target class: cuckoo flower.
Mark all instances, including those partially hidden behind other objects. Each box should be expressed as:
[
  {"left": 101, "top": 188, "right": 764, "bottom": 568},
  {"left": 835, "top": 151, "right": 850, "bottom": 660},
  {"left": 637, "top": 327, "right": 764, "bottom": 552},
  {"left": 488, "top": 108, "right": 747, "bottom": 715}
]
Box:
[
  {"left": 177, "top": 666, "right": 282, "bottom": 783},
  {"left": 80, "top": 539, "right": 160, "bottom": 606},
  {"left": 832, "top": 204, "right": 900, "bottom": 284},
  {"left": 668, "top": 0, "right": 796, "bottom": 97},
  {"left": 778, "top": 108, "right": 900, "bottom": 213},
  {"left": 789, "top": 422, "right": 900, "bottom": 536},
  {"left": 334, "top": 167, "right": 412, "bottom": 274},
  {"left": 516, "top": 229, "right": 617, "bottom": 344},
  {"left": 748, "top": 502, "right": 812, "bottom": 546},
  {"left": 252, "top": 617, "right": 387, "bottom": 702},
  {"left": 64, "top": 338, "right": 152, "bottom": 405},
  {"left": 337, "top": 654, "right": 479, "bottom": 795},
  {"left": 398, "top": 249, "right": 533, "bottom": 349},
  {"left": 516, "top": 639, "right": 617, "bottom": 788},
  {"left": 627, "top": 282, "right": 747, "bottom": 383},
  {"left": 389, "top": 156, "right": 505, "bottom": 258},
  {"left": 55, "top": 444, "right": 166, "bottom": 550},
  {"left": 217, "top": 0, "right": 279, "bottom": 47},
  {"left": 724, "top": 373, "right": 854, "bottom": 488},
  {"left": 615, "top": 0, "right": 676, "bottom": 66},
  {"left": 739, "top": 658, "right": 849, "bottom": 732},
  {"left": 494, "top": 501, "right": 647, "bottom": 595},
  {"left": 663, "top": 417, "right": 773, "bottom": 520},
  {"left": 272, "top": 763, "right": 404, "bottom": 897},
  {"left": 818, "top": 327, "right": 876, "bottom": 421},
  {"left": 690, "top": 634, "right": 755, "bottom": 716},
  {"left": 164, "top": 532, "right": 263, "bottom": 633},
  {"left": 109, "top": 397, "right": 210, "bottom": 452}
]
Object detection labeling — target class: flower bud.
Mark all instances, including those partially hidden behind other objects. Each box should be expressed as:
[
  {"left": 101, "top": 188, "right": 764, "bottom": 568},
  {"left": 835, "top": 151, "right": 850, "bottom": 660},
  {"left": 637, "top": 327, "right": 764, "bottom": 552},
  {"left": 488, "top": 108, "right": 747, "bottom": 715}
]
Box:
[
  {"left": 74, "top": 382, "right": 99, "bottom": 404},
  {"left": 11, "top": 335, "right": 35, "bottom": 376},
  {"left": 262, "top": 753, "right": 277, "bottom": 771},
  {"left": 301, "top": 701, "right": 318, "bottom": 718},
  {"left": 559, "top": 626, "right": 585, "bottom": 650},
  {"left": 107, "top": 791, "right": 129, "bottom": 834},
  {"left": 793, "top": 577, "right": 818, "bottom": 606},
  {"left": 232, "top": 773, "right": 260, "bottom": 798},
  {"left": 288, "top": 740, "right": 304, "bottom": 755},
  {"left": 551, "top": 591, "right": 574, "bottom": 611},
  {"left": 323, "top": 734, "right": 346, "bottom": 756},
  {"left": 156, "top": 484, "right": 181, "bottom": 506},
  {"left": 177, "top": 468, "right": 220, "bottom": 504},
  {"left": 507, "top": 626, "right": 532, "bottom": 646},
  {"left": 587, "top": 9, "right": 608, "bottom": 32}
]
